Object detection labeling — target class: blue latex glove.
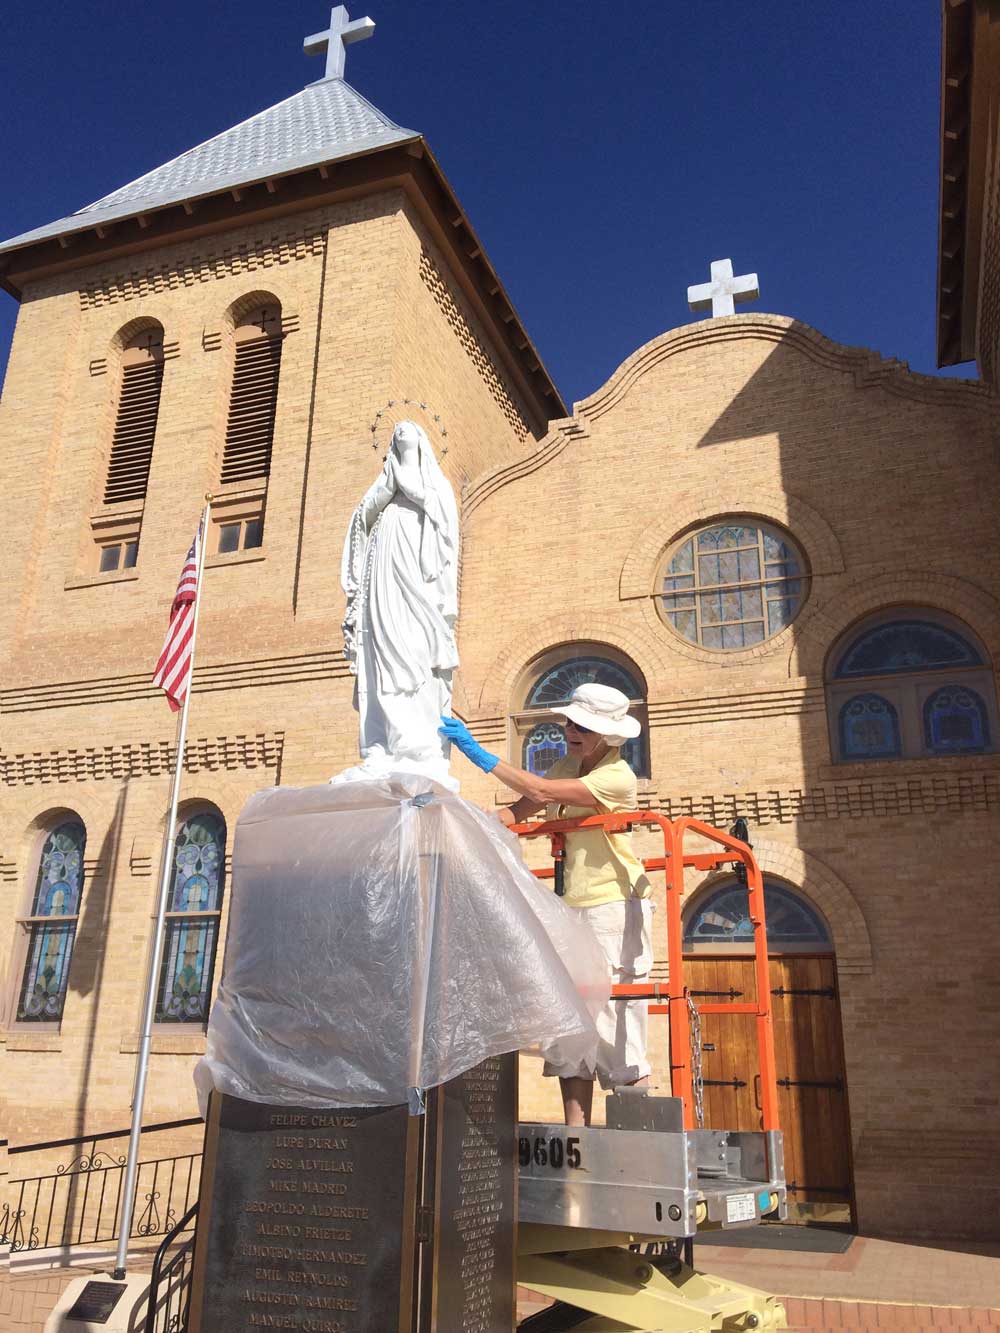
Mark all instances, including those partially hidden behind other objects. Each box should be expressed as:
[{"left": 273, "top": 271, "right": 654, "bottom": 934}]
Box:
[{"left": 439, "top": 716, "right": 500, "bottom": 773}]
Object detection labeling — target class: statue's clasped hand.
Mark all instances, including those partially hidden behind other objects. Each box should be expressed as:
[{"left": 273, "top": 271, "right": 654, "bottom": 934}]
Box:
[{"left": 439, "top": 717, "right": 500, "bottom": 774}]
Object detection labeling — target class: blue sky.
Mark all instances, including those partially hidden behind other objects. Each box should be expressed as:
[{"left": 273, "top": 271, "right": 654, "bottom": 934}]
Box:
[{"left": 0, "top": 1, "right": 972, "bottom": 407}]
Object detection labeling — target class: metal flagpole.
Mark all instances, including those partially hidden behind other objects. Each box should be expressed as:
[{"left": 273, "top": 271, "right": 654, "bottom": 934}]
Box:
[{"left": 113, "top": 496, "right": 212, "bottom": 1280}]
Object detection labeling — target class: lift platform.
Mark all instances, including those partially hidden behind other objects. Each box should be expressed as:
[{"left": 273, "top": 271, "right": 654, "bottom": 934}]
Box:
[{"left": 510, "top": 812, "right": 788, "bottom": 1332}]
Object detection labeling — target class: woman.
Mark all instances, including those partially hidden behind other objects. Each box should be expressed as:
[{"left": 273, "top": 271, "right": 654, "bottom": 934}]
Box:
[{"left": 441, "top": 682, "right": 653, "bottom": 1126}]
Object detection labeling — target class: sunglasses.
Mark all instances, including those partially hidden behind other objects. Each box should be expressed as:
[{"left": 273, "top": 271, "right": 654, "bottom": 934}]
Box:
[{"left": 564, "top": 719, "right": 595, "bottom": 735}]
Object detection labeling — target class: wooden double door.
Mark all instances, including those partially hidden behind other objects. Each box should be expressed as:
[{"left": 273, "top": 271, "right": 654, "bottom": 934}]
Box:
[{"left": 685, "top": 953, "right": 853, "bottom": 1224}]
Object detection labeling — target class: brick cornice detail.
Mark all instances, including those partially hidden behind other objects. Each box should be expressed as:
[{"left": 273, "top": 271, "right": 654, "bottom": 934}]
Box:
[
  {"left": 77, "top": 224, "right": 326, "bottom": 309},
  {"left": 637, "top": 768, "right": 1000, "bottom": 835},
  {"left": 1, "top": 731, "right": 285, "bottom": 788}
]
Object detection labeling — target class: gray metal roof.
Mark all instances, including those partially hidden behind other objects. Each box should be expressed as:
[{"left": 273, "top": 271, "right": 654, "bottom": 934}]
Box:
[{"left": 0, "top": 78, "right": 419, "bottom": 256}]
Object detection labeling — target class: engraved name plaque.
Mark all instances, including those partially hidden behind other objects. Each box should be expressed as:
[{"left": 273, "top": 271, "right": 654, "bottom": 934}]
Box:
[
  {"left": 189, "top": 1054, "right": 516, "bottom": 1333},
  {"left": 65, "top": 1281, "right": 127, "bottom": 1324},
  {"left": 429, "top": 1055, "right": 517, "bottom": 1332},
  {"left": 190, "top": 1096, "right": 416, "bottom": 1333}
]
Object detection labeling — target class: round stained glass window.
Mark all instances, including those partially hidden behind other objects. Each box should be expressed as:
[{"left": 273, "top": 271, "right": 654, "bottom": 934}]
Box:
[{"left": 659, "top": 522, "right": 807, "bottom": 651}]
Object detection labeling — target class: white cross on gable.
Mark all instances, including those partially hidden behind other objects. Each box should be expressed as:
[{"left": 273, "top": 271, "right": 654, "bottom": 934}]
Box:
[
  {"left": 304, "top": 5, "right": 375, "bottom": 81},
  {"left": 687, "top": 258, "right": 760, "bottom": 318}
]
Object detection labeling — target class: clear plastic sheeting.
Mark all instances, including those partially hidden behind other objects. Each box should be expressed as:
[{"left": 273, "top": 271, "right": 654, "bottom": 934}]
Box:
[{"left": 195, "top": 777, "right": 609, "bottom": 1111}]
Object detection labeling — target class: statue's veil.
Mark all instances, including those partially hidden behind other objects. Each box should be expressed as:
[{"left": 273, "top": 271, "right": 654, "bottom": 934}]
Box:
[{"left": 412, "top": 424, "right": 459, "bottom": 624}]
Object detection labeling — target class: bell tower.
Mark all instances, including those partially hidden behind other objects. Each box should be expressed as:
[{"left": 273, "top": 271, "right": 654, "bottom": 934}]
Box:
[{"left": 0, "top": 9, "right": 563, "bottom": 1148}]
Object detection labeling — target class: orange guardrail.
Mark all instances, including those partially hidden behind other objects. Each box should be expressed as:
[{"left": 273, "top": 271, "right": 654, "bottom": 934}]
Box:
[{"left": 509, "top": 811, "right": 779, "bottom": 1135}]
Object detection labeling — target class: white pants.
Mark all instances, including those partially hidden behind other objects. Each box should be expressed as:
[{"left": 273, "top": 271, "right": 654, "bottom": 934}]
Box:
[{"left": 544, "top": 898, "right": 654, "bottom": 1090}]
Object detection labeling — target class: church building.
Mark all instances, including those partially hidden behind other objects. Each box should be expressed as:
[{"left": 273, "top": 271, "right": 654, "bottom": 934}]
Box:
[{"left": 2, "top": 5, "right": 998, "bottom": 1250}]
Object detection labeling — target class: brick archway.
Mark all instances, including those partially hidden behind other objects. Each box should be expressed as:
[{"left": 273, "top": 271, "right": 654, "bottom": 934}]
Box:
[
  {"left": 475, "top": 615, "right": 668, "bottom": 714},
  {"left": 786, "top": 571, "right": 1000, "bottom": 681},
  {"left": 687, "top": 838, "right": 873, "bottom": 976}
]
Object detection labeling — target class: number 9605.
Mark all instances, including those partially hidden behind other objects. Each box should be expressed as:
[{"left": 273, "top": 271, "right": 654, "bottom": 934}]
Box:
[{"left": 518, "top": 1135, "right": 581, "bottom": 1170}]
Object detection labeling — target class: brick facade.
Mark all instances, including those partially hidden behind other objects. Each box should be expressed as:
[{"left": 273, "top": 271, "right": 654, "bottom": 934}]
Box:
[
  {"left": 455, "top": 315, "right": 1000, "bottom": 1238},
  {"left": 2, "top": 179, "right": 999, "bottom": 1243}
]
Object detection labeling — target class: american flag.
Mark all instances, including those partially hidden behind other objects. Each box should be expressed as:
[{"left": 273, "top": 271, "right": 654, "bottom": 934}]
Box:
[{"left": 152, "top": 523, "right": 202, "bottom": 712}]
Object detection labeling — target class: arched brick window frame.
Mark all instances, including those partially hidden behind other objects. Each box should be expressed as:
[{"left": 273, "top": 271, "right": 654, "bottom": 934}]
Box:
[
  {"left": 212, "top": 292, "right": 284, "bottom": 555},
  {"left": 682, "top": 876, "right": 833, "bottom": 955},
  {"left": 12, "top": 813, "right": 88, "bottom": 1026},
  {"left": 510, "top": 642, "right": 650, "bottom": 777},
  {"left": 826, "top": 608, "right": 998, "bottom": 762},
  {"left": 94, "top": 318, "right": 168, "bottom": 574},
  {"left": 686, "top": 839, "right": 873, "bottom": 976},
  {"left": 154, "top": 803, "right": 228, "bottom": 1027}
]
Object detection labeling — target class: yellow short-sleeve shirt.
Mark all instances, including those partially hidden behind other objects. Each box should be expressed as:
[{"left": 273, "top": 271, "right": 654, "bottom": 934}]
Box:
[{"left": 545, "top": 750, "right": 650, "bottom": 909}]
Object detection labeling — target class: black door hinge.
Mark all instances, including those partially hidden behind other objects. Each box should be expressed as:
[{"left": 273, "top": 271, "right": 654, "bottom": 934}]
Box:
[
  {"left": 771, "top": 986, "right": 836, "bottom": 999},
  {"left": 777, "top": 1077, "right": 843, "bottom": 1091}
]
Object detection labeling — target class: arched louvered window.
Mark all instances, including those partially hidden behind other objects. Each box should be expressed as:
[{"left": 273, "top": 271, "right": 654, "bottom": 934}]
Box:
[
  {"left": 827, "top": 609, "right": 998, "bottom": 761},
  {"left": 155, "top": 808, "right": 227, "bottom": 1026},
  {"left": 104, "top": 328, "right": 165, "bottom": 505},
  {"left": 16, "top": 819, "right": 87, "bottom": 1024},
  {"left": 221, "top": 305, "right": 282, "bottom": 486},
  {"left": 512, "top": 646, "right": 650, "bottom": 777}
]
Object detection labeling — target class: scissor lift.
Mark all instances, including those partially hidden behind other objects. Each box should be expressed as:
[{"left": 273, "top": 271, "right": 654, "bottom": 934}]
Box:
[{"left": 510, "top": 813, "right": 788, "bottom": 1332}]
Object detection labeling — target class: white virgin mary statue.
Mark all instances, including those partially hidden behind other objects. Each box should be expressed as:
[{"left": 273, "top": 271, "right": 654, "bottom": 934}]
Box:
[{"left": 336, "top": 421, "right": 460, "bottom": 788}]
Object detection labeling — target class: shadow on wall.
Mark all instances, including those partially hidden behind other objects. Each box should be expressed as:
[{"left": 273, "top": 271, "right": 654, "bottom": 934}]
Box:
[{"left": 69, "top": 784, "right": 128, "bottom": 1129}]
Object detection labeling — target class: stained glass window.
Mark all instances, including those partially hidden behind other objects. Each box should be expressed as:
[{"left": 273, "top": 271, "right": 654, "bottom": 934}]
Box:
[
  {"left": 683, "top": 880, "right": 831, "bottom": 952},
  {"left": 659, "top": 522, "right": 806, "bottom": 650},
  {"left": 835, "top": 621, "right": 981, "bottom": 678},
  {"left": 155, "top": 810, "right": 226, "bottom": 1025},
  {"left": 828, "top": 611, "right": 996, "bottom": 763},
  {"left": 524, "top": 721, "right": 568, "bottom": 774},
  {"left": 520, "top": 655, "right": 648, "bottom": 776},
  {"left": 924, "top": 686, "right": 989, "bottom": 753},
  {"left": 17, "top": 821, "right": 87, "bottom": 1023},
  {"left": 838, "top": 693, "right": 901, "bottom": 759}
]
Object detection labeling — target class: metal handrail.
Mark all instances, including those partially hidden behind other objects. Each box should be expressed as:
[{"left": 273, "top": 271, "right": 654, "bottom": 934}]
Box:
[
  {"left": 510, "top": 810, "right": 780, "bottom": 1134},
  {"left": 145, "top": 1202, "right": 198, "bottom": 1333}
]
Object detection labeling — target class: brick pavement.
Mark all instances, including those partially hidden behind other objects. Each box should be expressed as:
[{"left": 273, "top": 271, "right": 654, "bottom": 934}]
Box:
[
  {"left": 693, "top": 1234, "right": 1000, "bottom": 1310},
  {"left": 783, "top": 1297, "right": 1000, "bottom": 1329},
  {"left": 516, "top": 1290, "right": 1000, "bottom": 1329},
  {"left": 515, "top": 1226, "right": 1000, "bottom": 1329}
]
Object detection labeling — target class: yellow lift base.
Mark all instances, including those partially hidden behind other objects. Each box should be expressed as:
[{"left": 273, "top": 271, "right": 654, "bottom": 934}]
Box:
[{"left": 518, "top": 1225, "right": 787, "bottom": 1332}]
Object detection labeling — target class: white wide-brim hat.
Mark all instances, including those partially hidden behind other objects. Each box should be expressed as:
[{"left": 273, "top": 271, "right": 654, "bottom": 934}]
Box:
[{"left": 551, "top": 682, "right": 641, "bottom": 742}]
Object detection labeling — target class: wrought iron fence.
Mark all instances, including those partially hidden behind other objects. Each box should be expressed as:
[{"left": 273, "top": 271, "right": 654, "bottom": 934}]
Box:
[
  {"left": 146, "top": 1202, "right": 198, "bottom": 1333},
  {"left": 2, "top": 1118, "right": 202, "bottom": 1254}
]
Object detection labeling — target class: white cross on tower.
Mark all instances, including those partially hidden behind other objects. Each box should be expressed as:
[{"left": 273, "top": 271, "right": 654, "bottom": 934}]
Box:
[
  {"left": 304, "top": 5, "right": 375, "bottom": 81},
  {"left": 687, "top": 258, "right": 760, "bottom": 318}
]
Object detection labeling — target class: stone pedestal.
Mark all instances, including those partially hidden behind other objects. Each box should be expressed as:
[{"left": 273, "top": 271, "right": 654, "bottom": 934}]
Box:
[{"left": 187, "top": 1053, "right": 516, "bottom": 1333}]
